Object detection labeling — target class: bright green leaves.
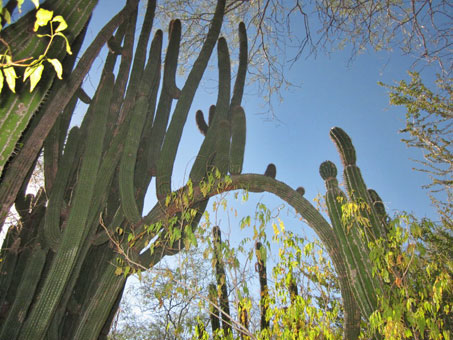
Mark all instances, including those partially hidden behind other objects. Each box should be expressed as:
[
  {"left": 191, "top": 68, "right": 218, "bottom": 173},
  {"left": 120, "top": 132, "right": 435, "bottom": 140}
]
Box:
[
  {"left": 1, "top": 58, "right": 17, "bottom": 93},
  {"left": 47, "top": 58, "right": 63, "bottom": 79},
  {"left": 23, "top": 61, "right": 44, "bottom": 92},
  {"left": 0, "top": 3, "right": 70, "bottom": 94},
  {"left": 33, "top": 8, "right": 54, "bottom": 31}
]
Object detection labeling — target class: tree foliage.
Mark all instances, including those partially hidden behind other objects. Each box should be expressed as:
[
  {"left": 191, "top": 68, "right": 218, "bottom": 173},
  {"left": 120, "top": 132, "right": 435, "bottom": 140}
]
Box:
[{"left": 381, "top": 72, "right": 452, "bottom": 219}]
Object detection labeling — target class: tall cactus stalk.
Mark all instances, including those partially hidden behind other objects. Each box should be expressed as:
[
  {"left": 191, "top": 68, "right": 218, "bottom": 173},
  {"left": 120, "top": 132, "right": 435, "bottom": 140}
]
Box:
[
  {"left": 212, "top": 226, "right": 232, "bottom": 335},
  {"left": 255, "top": 241, "right": 270, "bottom": 331}
]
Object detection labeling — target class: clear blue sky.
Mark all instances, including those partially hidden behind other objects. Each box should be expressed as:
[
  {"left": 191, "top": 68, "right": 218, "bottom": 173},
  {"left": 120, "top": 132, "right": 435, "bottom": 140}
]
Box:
[{"left": 77, "top": 1, "right": 439, "bottom": 248}]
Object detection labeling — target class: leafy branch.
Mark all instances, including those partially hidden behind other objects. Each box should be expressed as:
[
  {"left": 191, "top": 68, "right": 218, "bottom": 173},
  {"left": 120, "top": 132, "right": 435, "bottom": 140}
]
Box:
[{"left": 0, "top": 2, "right": 71, "bottom": 93}]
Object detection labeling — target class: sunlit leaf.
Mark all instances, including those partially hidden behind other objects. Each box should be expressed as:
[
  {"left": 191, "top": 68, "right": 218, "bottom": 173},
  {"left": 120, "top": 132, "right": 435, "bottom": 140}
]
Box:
[
  {"left": 47, "top": 58, "right": 62, "bottom": 79},
  {"left": 34, "top": 8, "right": 54, "bottom": 32},
  {"left": 2, "top": 8, "right": 10, "bottom": 24},
  {"left": 28, "top": 63, "right": 44, "bottom": 92},
  {"left": 3, "top": 64, "right": 16, "bottom": 93},
  {"left": 56, "top": 32, "right": 72, "bottom": 55},
  {"left": 31, "top": 0, "right": 39, "bottom": 9},
  {"left": 52, "top": 15, "right": 68, "bottom": 32}
]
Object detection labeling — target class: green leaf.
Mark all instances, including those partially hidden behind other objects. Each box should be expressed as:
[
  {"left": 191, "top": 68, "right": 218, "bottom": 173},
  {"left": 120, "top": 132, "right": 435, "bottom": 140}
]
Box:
[
  {"left": 52, "top": 15, "right": 68, "bottom": 32},
  {"left": 2, "top": 8, "right": 10, "bottom": 24},
  {"left": 56, "top": 32, "right": 72, "bottom": 55},
  {"left": 47, "top": 58, "right": 62, "bottom": 79},
  {"left": 34, "top": 8, "right": 54, "bottom": 32},
  {"left": 3, "top": 64, "right": 17, "bottom": 93},
  {"left": 28, "top": 63, "right": 44, "bottom": 92}
]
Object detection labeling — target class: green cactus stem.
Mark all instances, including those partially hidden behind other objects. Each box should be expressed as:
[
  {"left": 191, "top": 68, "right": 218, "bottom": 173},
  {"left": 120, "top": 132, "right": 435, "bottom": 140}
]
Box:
[
  {"left": 43, "top": 127, "right": 80, "bottom": 251},
  {"left": 196, "top": 110, "right": 209, "bottom": 136},
  {"left": 296, "top": 186, "right": 305, "bottom": 196},
  {"left": 209, "top": 283, "right": 221, "bottom": 334},
  {"left": 255, "top": 241, "right": 269, "bottom": 330},
  {"left": 209, "top": 105, "right": 216, "bottom": 126},
  {"left": 229, "top": 106, "right": 246, "bottom": 175},
  {"left": 156, "top": 0, "right": 226, "bottom": 198},
  {"left": 264, "top": 163, "right": 276, "bottom": 178},
  {"left": 230, "top": 22, "right": 248, "bottom": 109},
  {"left": 320, "top": 160, "right": 379, "bottom": 321},
  {"left": 119, "top": 30, "right": 163, "bottom": 223},
  {"left": 212, "top": 226, "right": 232, "bottom": 335},
  {"left": 18, "top": 72, "right": 114, "bottom": 340},
  {"left": 330, "top": 127, "right": 386, "bottom": 241}
]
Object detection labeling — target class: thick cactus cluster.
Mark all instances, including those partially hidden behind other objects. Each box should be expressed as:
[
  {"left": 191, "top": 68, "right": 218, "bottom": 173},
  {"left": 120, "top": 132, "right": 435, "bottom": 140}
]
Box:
[
  {"left": 1, "top": 1, "right": 399, "bottom": 339},
  {"left": 0, "top": 0, "right": 249, "bottom": 338}
]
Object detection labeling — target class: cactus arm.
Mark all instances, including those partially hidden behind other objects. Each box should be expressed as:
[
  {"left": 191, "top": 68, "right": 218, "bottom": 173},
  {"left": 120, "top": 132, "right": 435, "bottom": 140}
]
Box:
[
  {"left": 229, "top": 106, "right": 246, "bottom": 175},
  {"left": 189, "top": 38, "right": 232, "bottom": 183},
  {"left": 163, "top": 20, "right": 182, "bottom": 99},
  {"left": 209, "top": 283, "right": 221, "bottom": 333},
  {"left": 72, "top": 262, "right": 126, "bottom": 339},
  {"left": 330, "top": 127, "right": 386, "bottom": 240},
  {"left": 0, "top": 1, "right": 138, "bottom": 228},
  {"left": 119, "top": 31, "right": 163, "bottom": 223},
  {"left": 321, "top": 161, "right": 377, "bottom": 315},
  {"left": 230, "top": 22, "right": 248, "bottom": 109},
  {"left": 156, "top": 0, "right": 226, "bottom": 198},
  {"left": 106, "top": 16, "right": 137, "bottom": 143},
  {"left": 215, "top": 120, "right": 231, "bottom": 174},
  {"left": 0, "top": 241, "right": 47, "bottom": 340},
  {"left": 196, "top": 110, "right": 209, "bottom": 136},
  {"left": 43, "top": 127, "right": 80, "bottom": 251},
  {"left": 18, "top": 72, "right": 114, "bottom": 340},
  {"left": 116, "top": 0, "right": 154, "bottom": 125},
  {"left": 147, "top": 20, "right": 181, "bottom": 185},
  {"left": 208, "top": 104, "right": 216, "bottom": 126},
  {"left": 214, "top": 38, "right": 232, "bottom": 122}
]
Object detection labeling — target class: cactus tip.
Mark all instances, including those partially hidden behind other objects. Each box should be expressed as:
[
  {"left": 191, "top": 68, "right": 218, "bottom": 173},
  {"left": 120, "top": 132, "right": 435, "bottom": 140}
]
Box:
[{"left": 264, "top": 163, "right": 276, "bottom": 178}]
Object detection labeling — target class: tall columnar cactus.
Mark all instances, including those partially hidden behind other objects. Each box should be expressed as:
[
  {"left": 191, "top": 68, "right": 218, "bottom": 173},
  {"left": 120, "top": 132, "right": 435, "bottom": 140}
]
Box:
[
  {"left": 212, "top": 226, "right": 232, "bottom": 335},
  {"left": 0, "top": 0, "right": 253, "bottom": 338},
  {"left": 320, "top": 127, "right": 389, "bottom": 337},
  {"left": 255, "top": 241, "right": 270, "bottom": 331}
]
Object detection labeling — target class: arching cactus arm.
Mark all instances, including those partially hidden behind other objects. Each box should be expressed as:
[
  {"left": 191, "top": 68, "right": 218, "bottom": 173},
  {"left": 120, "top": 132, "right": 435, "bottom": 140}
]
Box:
[{"left": 135, "top": 173, "right": 360, "bottom": 339}]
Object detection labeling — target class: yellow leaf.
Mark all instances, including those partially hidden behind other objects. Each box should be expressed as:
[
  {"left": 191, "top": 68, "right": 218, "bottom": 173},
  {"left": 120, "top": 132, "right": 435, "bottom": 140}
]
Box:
[
  {"left": 272, "top": 223, "right": 279, "bottom": 235},
  {"left": 52, "top": 15, "right": 68, "bottom": 32},
  {"left": 3, "top": 64, "right": 16, "bottom": 93},
  {"left": 28, "top": 63, "right": 44, "bottom": 92},
  {"left": 114, "top": 267, "right": 123, "bottom": 276},
  {"left": 34, "top": 8, "right": 54, "bottom": 32},
  {"left": 47, "top": 58, "right": 62, "bottom": 79}
]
